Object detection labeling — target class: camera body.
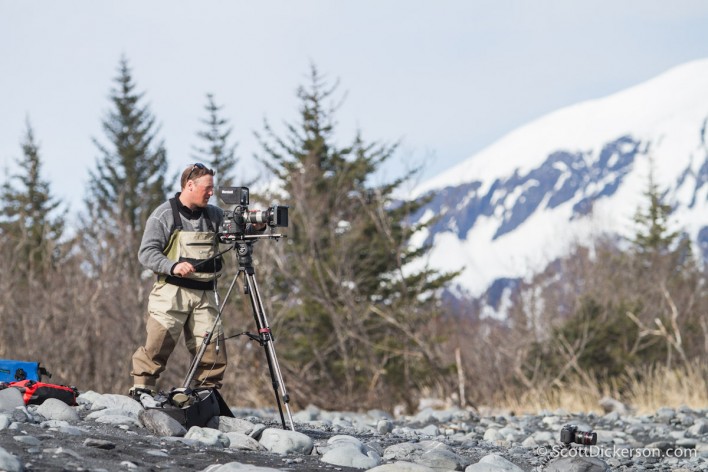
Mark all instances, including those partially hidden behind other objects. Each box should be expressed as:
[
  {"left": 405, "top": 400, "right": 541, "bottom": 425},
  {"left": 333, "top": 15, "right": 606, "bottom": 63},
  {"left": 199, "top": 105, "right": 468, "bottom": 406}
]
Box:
[
  {"left": 217, "top": 187, "right": 288, "bottom": 242},
  {"left": 560, "top": 424, "right": 597, "bottom": 446}
]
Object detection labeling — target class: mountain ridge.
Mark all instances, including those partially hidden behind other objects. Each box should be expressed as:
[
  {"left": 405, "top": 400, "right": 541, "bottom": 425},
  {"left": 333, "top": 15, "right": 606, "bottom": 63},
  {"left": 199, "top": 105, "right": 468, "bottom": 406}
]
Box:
[{"left": 410, "top": 58, "right": 708, "bottom": 299}]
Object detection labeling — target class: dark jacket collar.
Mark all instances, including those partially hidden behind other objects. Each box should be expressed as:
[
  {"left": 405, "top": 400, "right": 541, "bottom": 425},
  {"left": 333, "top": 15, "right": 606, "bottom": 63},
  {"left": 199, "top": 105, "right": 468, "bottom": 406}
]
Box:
[{"left": 174, "top": 192, "right": 204, "bottom": 220}]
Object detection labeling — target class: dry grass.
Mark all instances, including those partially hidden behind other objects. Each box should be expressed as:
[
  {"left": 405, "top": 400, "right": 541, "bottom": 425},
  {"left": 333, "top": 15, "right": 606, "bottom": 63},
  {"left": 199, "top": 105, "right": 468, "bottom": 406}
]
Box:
[
  {"left": 495, "top": 378, "right": 617, "bottom": 415},
  {"left": 492, "top": 362, "right": 708, "bottom": 416},
  {"left": 622, "top": 361, "right": 708, "bottom": 414}
]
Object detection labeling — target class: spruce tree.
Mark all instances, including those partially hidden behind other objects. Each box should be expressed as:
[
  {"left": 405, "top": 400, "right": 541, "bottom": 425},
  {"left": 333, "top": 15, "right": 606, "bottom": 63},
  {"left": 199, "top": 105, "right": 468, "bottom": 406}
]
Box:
[
  {"left": 255, "top": 65, "right": 456, "bottom": 408},
  {"left": 0, "top": 119, "right": 65, "bottom": 280},
  {"left": 74, "top": 56, "right": 171, "bottom": 391},
  {"left": 192, "top": 93, "right": 239, "bottom": 188},
  {"left": 84, "top": 56, "right": 169, "bottom": 278},
  {"left": 631, "top": 161, "right": 679, "bottom": 255}
]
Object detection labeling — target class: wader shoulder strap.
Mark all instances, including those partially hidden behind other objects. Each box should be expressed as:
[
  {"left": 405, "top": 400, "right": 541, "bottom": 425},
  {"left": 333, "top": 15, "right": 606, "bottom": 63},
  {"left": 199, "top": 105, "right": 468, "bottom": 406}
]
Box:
[
  {"left": 169, "top": 197, "right": 183, "bottom": 232},
  {"left": 203, "top": 207, "right": 216, "bottom": 233},
  {"left": 162, "top": 197, "right": 184, "bottom": 260}
]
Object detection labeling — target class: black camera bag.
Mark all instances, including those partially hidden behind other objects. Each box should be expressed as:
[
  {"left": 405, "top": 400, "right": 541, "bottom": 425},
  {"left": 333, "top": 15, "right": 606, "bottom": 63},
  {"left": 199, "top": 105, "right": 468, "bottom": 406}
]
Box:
[{"left": 147, "top": 388, "right": 233, "bottom": 428}]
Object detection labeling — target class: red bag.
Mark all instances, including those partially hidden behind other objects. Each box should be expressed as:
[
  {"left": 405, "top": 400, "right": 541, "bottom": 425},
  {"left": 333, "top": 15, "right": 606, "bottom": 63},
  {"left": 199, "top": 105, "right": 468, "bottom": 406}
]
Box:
[{"left": 4, "top": 380, "right": 78, "bottom": 406}]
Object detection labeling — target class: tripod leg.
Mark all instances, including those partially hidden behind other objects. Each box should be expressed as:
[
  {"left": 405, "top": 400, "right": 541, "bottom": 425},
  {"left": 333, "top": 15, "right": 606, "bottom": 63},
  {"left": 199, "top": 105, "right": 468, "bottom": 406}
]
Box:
[{"left": 244, "top": 271, "right": 295, "bottom": 431}]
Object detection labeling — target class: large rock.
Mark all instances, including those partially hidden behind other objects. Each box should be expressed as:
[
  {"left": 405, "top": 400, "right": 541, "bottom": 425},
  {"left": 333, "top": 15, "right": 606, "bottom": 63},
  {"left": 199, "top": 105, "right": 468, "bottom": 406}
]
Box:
[
  {"left": 76, "top": 390, "right": 103, "bottom": 405},
  {"left": 688, "top": 420, "right": 708, "bottom": 436},
  {"left": 90, "top": 394, "right": 143, "bottom": 416},
  {"left": 320, "top": 435, "right": 381, "bottom": 469},
  {"left": 416, "top": 447, "right": 467, "bottom": 470},
  {"left": 223, "top": 432, "right": 264, "bottom": 451},
  {"left": 383, "top": 442, "right": 423, "bottom": 461},
  {"left": 0, "top": 388, "right": 25, "bottom": 411},
  {"left": 139, "top": 409, "right": 187, "bottom": 437},
  {"left": 201, "top": 462, "right": 284, "bottom": 471},
  {"left": 368, "top": 462, "right": 436, "bottom": 472},
  {"left": 544, "top": 457, "right": 611, "bottom": 472},
  {"left": 377, "top": 419, "right": 394, "bottom": 434},
  {"left": 0, "top": 446, "right": 23, "bottom": 472},
  {"left": 465, "top": 453, "right": 524, "bottom": 472},
  {"left": 184, "top": 426, "right": 230, "bottom": 447},
  {"left": 382, "top": 440, "right": 467, "bottom": 470},
  {"left": 258, "top": 428, "right": 313, "bottom": 455},
  {"left": 208, "top": 416, "right": 257, "bottom": 435},
  {"left": 36, "top": 398, "right": 80, "bottom": 422},
  {"left": 0, "top": 414, "right": 12, "bottom": 430},
  {"left": 92, "top": 414, "right": 142, "bottom": 428}
]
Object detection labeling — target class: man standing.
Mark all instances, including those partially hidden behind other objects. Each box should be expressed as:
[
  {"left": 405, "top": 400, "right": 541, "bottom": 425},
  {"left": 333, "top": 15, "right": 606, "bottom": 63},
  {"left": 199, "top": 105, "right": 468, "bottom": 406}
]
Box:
[{"left": 130, "top": 163, "right": 262, "bottom": 397}]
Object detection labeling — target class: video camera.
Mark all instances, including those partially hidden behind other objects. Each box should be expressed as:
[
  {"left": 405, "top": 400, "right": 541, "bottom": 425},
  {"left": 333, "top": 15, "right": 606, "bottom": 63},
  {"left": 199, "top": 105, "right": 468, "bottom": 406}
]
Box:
[{"left": 217, "top": 187, "right": 288, "bottom": 242}]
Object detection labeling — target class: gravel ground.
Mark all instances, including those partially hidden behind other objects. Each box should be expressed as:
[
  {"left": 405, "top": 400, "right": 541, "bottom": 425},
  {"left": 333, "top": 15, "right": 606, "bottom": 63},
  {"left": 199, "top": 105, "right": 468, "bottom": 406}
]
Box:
[
  {"left": 0, "top": 418, "right": 362, "bottom": 471},
  {"left": 1, "top": 388, "right": 707, "bottom": 471}
]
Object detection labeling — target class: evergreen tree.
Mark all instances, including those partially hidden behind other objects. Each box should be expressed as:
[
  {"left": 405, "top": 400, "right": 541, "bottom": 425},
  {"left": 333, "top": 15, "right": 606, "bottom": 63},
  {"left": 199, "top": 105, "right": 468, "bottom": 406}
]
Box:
[
  {"left": 192, "top": 93, "right": 239, "bottom": 188},
  {"left": 0, "top": 119, "right": 65, "bottom": 280},
  {"left": 84, "top": 56, "right": 169, "bottom": 277},
  {"left": 255, "top": 65, "right": 456, "bottom": 408},
  {"left": 631, "top": 161, "right": 680, "bottom": 255},
  {"left": 75, "top": 56, "right": 171, "bottom": 390}
]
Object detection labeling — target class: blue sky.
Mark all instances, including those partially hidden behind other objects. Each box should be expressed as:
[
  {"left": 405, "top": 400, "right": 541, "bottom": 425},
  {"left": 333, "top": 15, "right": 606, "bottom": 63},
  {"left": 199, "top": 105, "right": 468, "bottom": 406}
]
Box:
[{"left": 2, "top": 0, "right": 708, "bottom": 217}]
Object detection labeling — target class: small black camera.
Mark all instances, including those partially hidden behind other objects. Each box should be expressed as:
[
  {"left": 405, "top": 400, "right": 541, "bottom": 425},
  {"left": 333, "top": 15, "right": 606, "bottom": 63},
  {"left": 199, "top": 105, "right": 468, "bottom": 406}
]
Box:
[{"left": 560, "top": 424, "right": 597, "bottom": 446}]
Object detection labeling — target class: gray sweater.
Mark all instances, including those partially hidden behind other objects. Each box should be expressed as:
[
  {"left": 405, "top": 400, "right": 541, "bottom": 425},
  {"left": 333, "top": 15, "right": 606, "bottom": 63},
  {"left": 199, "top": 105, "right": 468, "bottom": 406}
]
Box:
[{"left": 138, "top": 196, "right": 224, "bottom": 276}]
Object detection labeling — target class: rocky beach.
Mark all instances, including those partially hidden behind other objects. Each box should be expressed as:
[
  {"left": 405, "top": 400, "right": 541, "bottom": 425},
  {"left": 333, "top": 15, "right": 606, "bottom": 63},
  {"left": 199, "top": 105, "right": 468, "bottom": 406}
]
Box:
[{"left": 0, "top": 387, "right": 707, "bottom": 471}]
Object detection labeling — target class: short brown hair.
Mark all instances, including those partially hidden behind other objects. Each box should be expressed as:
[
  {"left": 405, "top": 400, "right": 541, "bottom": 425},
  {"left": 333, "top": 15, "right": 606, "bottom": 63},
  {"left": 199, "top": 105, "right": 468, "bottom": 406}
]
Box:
[{"left": 181, "top": 163, "right": 214, "bottom": 188}]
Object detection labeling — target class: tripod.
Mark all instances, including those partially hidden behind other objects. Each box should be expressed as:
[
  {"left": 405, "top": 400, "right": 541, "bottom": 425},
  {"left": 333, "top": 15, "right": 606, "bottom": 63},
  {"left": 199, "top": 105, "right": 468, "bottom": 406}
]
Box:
[{"left": 181, "top": 234, "right": 295, "bottom": 431}]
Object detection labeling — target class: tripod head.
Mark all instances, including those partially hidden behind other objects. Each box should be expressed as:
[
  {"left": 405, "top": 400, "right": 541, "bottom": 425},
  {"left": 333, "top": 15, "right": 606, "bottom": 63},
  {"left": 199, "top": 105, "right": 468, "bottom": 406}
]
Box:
[{"left": 230, "top": 233, "right": 286, "bottom": 272}]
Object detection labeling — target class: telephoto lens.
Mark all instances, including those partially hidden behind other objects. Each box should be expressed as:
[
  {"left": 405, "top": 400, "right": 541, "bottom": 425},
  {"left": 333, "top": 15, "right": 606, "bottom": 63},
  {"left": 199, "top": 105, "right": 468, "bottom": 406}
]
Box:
[{"left": 574, "top": 429, "right": 597, "bottom": 445}]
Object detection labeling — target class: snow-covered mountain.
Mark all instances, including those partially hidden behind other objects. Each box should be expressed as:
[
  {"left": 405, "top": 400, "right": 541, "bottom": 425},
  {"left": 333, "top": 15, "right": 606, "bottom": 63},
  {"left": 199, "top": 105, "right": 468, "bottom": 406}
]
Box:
[{"left": 411, "top": 59, "right": 708, "bottom": 301}]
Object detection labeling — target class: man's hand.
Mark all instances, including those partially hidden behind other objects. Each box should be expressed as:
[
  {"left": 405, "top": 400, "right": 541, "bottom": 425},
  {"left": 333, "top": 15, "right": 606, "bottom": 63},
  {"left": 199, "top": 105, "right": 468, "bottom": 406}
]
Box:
[{"left": 172, "top": 261, "right": 196, "bottom": 277}]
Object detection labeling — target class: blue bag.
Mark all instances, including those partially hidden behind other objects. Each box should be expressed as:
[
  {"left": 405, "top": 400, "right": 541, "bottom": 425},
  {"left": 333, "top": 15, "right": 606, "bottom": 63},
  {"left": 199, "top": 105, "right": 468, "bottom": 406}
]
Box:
[{"left": 0, "top": 359, "right": 50, "bottom": 382}]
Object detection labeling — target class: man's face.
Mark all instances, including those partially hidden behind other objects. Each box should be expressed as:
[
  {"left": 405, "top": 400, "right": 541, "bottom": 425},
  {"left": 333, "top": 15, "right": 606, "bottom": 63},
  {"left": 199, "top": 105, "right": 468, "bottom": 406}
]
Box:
[{"left": 188, "top": 175, "right": 214, "bottom": 208}]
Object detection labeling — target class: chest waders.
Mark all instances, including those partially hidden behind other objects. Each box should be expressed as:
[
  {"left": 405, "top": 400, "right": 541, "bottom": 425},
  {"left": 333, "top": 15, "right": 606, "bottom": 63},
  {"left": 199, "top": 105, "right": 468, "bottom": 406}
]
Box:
[
  {"left": 148, "top": 199, "right": 227, "bottom": 388},
  {"left": 134, "top": 199, "right": 237, "bottom": 427},
  {"left": 159, "top": 198, "right": 222, "bottom": 290}
]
